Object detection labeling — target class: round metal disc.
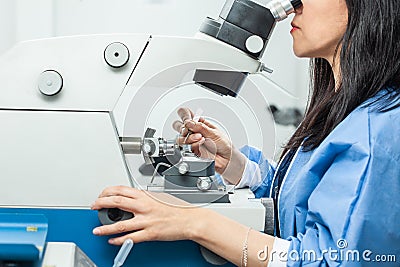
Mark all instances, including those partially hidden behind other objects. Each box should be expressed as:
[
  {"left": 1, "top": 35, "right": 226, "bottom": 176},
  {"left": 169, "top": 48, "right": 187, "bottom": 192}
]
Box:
[
  {"left": 38, "top": 70, "right": 63, "bottom": 96},
  {"left": 245, "top": 35, "right": 264, "bottom": 54},
  {"left": 104, "top": 42, "right": 130, "bottom": 68}
]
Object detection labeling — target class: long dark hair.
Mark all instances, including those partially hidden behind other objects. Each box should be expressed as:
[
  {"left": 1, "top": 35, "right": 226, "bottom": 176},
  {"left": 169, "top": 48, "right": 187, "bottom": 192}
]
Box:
[{"left": 282, "top": 0, "right": 400, "bottom": 157}]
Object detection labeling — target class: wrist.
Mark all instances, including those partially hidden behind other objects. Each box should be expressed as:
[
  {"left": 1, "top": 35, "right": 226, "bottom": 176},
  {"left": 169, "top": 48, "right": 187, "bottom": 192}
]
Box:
[
  {"left": 184, "top": 207, "right": 213, "bottom": 242},
  {"left": 221, "top": 148, "right": 247, "bottom": 184}
]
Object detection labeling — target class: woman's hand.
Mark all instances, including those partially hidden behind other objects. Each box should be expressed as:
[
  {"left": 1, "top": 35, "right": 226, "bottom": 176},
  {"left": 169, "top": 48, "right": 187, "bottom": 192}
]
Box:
[
  {"left": 91, "top": 186, "right": 198, "bottom": 245},
  {"left": 92, "top": 186, "right": 276, "bottom": 267},
  {"left": 172, "top": 107, "right": 247, "bottom": 184}
]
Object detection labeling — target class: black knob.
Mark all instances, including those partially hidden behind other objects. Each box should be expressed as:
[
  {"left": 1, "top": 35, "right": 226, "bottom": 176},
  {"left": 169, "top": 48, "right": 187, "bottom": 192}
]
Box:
[
  {"left": 107, "top": 208, "right": 124, "bottom": 222},
  {"left": 98, "top": 208, "right": 134, "bottom": 225}
]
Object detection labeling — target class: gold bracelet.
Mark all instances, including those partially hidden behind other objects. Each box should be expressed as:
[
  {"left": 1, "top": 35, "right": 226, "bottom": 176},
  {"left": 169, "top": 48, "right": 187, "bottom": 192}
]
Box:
[{"left": 241, "top": 227, "right": 252, "bottom": 267}]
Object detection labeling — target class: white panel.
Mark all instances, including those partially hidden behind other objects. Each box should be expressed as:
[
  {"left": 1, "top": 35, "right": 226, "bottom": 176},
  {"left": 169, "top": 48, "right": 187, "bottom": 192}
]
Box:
[
  {"left": 0, "top": 34, "right": 149, "bottom": 111},
  {"left": 0, "top": 0, "right": 16, "bottom": 55},
  {"left": 42, "top": 242, "right": 95, "bottom": 267},
  {"left": 0, "top": 110, "right": 131, "bottom": 207},
  {"left": 42, "top": 243, "right": 75, "bottom": 267},
  {"left": 15, "top": 0, "right": 54, "bottom": 42},
  {"left": 53, "top": 0, "right": 225, "bottom": 36}
]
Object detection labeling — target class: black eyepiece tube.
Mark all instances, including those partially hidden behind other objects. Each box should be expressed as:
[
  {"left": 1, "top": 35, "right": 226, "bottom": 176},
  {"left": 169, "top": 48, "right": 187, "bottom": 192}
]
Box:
[{"left": 291, "top": 0, "right": 302, "bottom": 9}]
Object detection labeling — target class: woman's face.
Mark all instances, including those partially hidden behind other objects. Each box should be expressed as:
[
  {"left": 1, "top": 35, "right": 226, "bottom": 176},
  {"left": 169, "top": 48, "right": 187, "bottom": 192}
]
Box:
[{"left": 290, "top": 0, "right": 348, "bottom": 63}]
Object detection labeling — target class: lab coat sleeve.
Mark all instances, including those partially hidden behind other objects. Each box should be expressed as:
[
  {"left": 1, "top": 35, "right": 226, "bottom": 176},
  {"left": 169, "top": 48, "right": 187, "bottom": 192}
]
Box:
[
  {"left": 285, "top": 122, "right": 400, "bottom": 266},
  {"left": 234, "top": 157, "right": 262, "bottom": 189},
  {"left": 237, "top": 145, "right": 277, "bottom": 198}
]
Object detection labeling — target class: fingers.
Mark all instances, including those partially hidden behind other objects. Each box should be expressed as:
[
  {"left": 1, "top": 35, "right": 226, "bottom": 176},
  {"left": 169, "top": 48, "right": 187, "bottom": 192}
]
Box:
[
  {"left": 184, "top": 120, "right": 215, "bottom": 138},
  {"left": 174, "top": 108, "right": 217, "bottom": 135},
  {"left": 92, "top": 217, "right": 142, "bottom": 236},
  {"left": 172, "top": 120, "right": 183, "bottom": 133},
  {"left": 105, "top": 230, "right": 157, "bottom": 245},
  {"left": 107, "top": 232, "right": 142, "bottom": 245},
  {"left": 176, "top": 133, "right": 203, "bottom": 145},
  {"left": 172, "top": 120, "right": 191, "bottom": 137},
  {"left": 177, "top": 107, "right": 194, "bottom": 123},
  {"left": 198, "top": 117, "right": 217, "bottom": 129},
  {"left": 182, "top": 138, "right": 205, "bottom": 155},
  {"left": 98, "top": 185, "right": 141, "bottom": 199},
  {"left": 91, "top": 196, "right": 138, "bottom": 213},
  {"left": 93, "top": 187, "right": 144, "bottom": 215},
  {"left": 92, "top": 218, "right": 157, "bottom": 245},
  {"left": 200, "top": 138, "right": 218, "bottom": 156},
  {"left": 174, "top": 107, "right": 194, "bottom": 134}
]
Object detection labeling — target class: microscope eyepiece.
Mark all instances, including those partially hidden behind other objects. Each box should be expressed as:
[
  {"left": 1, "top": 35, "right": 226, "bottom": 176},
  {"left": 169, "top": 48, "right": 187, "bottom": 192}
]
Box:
[
  {"left": 291, "top": 0, "right": 303, "bottom": 9},
  {"left": 267, "top": 0, "right": 303, "bottom": 21}
]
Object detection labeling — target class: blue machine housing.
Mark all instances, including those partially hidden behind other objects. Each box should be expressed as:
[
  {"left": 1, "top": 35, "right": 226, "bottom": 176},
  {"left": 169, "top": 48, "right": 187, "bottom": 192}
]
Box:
[
  {"left": 0, "top": 208, "right": 234, "bottom": 267},
  {"left": 0, "top": 213, "right": 47, "bottom": 266}
]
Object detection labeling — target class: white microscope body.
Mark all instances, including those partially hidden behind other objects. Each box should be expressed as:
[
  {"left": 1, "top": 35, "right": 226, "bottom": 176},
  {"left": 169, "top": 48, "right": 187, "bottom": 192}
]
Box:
[
  {"left": 0, "top": 33, "right": 264, "bottom": 265},
  {"left": 0, "top": 31, "right": 264, "bottom": 219}
]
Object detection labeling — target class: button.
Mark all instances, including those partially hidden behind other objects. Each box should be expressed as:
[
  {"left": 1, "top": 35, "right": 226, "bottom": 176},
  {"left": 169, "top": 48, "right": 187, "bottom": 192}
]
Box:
[
  {"left": 245, "top": 35, "right": 264, "bottom": 54},
  {"left": 104, "top": 42, "right": 130, "bottom": 68},
  {"left": 38, "top": 70, "right": 63, "bottom": 96}
]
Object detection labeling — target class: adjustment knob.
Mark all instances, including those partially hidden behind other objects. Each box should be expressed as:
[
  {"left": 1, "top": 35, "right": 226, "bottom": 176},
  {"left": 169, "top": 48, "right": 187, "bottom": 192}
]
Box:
[
  {"left": 178, "top": 162, "right": 190, "bottom": 175},
  {"left": 197, "top": 177, "right": 213, "bottom": 191},
  {"left": 104, "top": 42, "right": 130, "bottom": 68},
  {"left": 38, "top": 70, "right": 63, "bottom": 96},
  {"left": 245, "top": 35, "right": 264, "bottom": 54}
]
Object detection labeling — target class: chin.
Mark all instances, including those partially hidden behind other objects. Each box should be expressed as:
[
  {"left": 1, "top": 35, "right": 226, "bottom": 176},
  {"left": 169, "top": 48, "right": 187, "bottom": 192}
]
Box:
[{"left": 292, "top": 47, "right": 308, "bottom": 58}]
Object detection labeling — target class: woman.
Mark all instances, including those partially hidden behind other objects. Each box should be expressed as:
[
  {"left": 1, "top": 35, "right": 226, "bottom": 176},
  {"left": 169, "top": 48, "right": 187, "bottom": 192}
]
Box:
[{"left": 92, "top": 0, "right": 400, "bottom": 265}]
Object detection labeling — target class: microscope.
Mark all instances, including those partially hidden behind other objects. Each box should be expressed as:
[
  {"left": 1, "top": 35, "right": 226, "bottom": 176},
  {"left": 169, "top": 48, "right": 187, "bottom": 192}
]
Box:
[{"left": 0, "top": 0, "right": 301, "bottom": 266}]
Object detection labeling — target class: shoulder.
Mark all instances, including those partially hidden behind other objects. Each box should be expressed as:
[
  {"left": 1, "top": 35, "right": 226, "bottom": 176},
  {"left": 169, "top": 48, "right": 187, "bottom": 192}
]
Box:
[
  {"left": 366, "top": 98, "right": 400, "bottom": 158},
  {"left": 363, "top": 89, "right": 400, "bottom": 148},
  {"left": 318, "top": 89, "right": 400, "bottom": 157},
  {"left": 309, "top": 90, "right": 400, "bottom": 158}
]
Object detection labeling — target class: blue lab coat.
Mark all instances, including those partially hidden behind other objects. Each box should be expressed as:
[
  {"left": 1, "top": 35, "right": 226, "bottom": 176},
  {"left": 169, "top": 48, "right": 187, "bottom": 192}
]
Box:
[{"left": 240, "top": 90, "right": 400, "bottom": 266}]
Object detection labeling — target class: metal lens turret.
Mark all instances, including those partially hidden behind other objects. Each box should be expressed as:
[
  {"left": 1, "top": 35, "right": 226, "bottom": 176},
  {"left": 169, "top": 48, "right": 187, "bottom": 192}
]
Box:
[{"left": 267, "top": 0, "right": 302, "bottom": 21}]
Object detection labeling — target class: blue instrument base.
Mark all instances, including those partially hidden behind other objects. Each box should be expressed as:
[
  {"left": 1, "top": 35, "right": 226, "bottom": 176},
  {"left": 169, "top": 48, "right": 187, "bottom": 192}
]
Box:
[{"left": 0, "top": 208, "right": 234, "bottom": 267}]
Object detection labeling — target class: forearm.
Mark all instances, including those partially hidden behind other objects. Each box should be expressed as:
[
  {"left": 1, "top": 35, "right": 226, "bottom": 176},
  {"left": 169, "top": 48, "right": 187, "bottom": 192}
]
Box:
[{"left": 185, "top": 208, "right": 275, "bottom": 267}]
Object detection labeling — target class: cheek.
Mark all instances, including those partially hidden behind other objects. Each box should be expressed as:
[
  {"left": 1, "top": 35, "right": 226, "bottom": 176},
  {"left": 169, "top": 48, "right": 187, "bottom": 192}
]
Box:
[
  {"left": 291, "top": 26, "right": 323, "bottom": 57},
  {"left": 292, "top": 24, "right": 345, "bottom": 58}
]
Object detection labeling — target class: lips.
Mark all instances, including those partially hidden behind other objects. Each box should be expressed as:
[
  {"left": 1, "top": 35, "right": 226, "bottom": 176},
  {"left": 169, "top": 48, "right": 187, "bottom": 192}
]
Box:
[
  {"left": 290, "top": 22, "right": 300, "bottom": 33},
  {"left": 290, "top": 27, "right": 299, "bottom": 33}
]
